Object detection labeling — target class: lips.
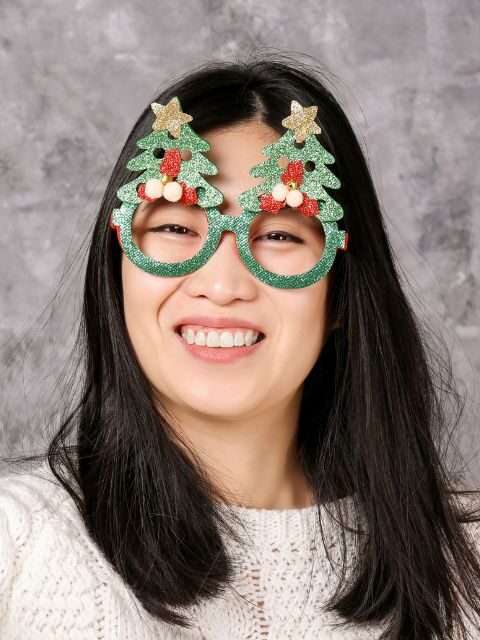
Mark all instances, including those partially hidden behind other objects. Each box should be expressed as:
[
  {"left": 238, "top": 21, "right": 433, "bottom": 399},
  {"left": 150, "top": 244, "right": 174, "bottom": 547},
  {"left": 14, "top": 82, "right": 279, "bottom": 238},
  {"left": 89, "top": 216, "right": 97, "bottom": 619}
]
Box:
[{"left": 173, "top": 315, "right": 266, "bottom": 336}]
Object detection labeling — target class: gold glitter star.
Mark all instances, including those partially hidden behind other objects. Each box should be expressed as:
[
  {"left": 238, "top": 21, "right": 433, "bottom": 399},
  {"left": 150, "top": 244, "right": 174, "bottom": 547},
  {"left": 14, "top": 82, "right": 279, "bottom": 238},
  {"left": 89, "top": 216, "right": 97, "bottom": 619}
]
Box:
[
  {"left": 281, "top": 100, "right": 322, "bottom": 143},
  {"left": 150, "top": 97, "right": 193, "bottom": 138}
]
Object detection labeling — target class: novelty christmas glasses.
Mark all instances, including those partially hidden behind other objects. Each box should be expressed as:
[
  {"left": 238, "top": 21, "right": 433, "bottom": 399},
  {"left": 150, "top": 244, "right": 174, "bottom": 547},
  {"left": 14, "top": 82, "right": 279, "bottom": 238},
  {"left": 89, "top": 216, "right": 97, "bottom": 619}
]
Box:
[{"left": 109, "top": 97, "right": 348, "bottom": 289}]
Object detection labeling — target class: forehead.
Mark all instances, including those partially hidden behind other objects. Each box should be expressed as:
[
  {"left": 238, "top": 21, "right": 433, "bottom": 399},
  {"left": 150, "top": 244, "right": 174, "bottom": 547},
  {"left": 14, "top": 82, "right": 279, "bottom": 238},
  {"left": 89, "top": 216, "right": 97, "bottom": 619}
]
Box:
[
  {"left": 202, "top": 119, "right": 279, "bottom": 163},
  {"left": 202, "top": 120, "right": 279, "bottom": 215},
  {"left": 135, "top": 120, "right": 282, "bottom": 221}
]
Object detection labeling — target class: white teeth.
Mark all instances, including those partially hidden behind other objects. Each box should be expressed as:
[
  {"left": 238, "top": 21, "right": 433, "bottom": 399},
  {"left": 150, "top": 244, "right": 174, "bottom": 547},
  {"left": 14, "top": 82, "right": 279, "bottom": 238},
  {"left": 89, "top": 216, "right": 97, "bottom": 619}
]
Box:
[
  {"left": 194, "top": 331, "right": 206, "bottom": 346},
  {"left": 206, "top": 332, "right": 220, "bottom": 347},
  {"left": 244, "top": 330, "right": 254, "bottom": 346},
  {"left": 180, "top": 328, "right": 261, "bottom": 348},
  {"left": 220, "top": 332, "right": 234, "bottom": 347},
  {"left": 234, "top": 330, "right": 245, "bottom": 347}
]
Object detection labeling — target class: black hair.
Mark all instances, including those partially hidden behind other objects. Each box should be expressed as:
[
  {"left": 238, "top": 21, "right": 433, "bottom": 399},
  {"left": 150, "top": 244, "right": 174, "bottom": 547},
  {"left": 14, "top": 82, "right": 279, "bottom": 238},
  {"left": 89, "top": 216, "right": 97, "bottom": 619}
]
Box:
[{"left": 4, "top": 50, "right": 480, "bottom": 638}]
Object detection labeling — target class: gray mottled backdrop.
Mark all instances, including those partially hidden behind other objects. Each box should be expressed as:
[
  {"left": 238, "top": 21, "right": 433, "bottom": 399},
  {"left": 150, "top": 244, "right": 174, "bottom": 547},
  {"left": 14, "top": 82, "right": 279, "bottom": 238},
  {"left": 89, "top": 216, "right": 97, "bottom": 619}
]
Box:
[{"left": 1, "top": 1, "right": 479, "bottom": 480}]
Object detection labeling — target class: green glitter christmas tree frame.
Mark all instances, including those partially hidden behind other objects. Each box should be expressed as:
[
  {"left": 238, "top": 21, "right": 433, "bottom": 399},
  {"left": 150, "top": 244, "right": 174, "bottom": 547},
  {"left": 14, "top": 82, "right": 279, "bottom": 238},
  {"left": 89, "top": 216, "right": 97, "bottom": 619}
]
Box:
[{"left": 111, "top": 103, "right": 347, "bottom": 289}]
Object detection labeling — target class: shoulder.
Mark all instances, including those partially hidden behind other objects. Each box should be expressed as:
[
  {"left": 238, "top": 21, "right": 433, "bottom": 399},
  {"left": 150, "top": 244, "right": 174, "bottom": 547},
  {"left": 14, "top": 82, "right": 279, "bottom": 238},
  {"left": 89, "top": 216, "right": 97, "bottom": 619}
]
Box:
[
  {"left": 0, "top": 459, "right": 122, "bottom": 570},
  {"left": 0, "top": 462, "right": 75, "bottom": 580},
  {"left": 0, "top": 462, "right": 126, "bottom": 638},
  {"left": 0, "top": 463, "right": 200, "bottom": 638},
  {"left": 0, "top": 460, "right": 94, "bottom": 578},
  {"left": 0, "top": 460, "right": 73, "bottom": 515},
  {"left": 0, "top": 461, "right": 86, "bottom": 557}
]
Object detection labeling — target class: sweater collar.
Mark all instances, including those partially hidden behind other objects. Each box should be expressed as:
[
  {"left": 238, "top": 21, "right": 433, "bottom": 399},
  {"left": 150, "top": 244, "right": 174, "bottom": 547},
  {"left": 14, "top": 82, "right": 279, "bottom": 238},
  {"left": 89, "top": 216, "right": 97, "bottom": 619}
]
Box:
[{"left": 218, "top": 495, "right": 354, "bottom": 545}]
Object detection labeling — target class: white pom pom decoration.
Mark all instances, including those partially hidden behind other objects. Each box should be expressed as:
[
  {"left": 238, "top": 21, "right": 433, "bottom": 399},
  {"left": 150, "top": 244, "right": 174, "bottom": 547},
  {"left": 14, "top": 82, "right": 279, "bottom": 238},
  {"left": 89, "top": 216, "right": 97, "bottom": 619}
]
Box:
[
  {"left": 272, "top": 182, "right": 289, "bottom": 202},
  {"left": 163, "top": 181, "right": 183, "bottom": 202},
  {"left": 144, "top": 178, "right": 164, "bottom": 199},
  {"left": 285, "top": 189, "right": 304, "bottom": 208}
]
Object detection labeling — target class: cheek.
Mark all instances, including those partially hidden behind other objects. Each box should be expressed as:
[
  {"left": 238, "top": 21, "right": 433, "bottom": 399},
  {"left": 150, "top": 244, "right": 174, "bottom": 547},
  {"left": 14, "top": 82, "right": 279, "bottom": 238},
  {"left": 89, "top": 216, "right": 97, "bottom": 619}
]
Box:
[
  {"left": 278, "top": 280, "right": 330, "bottom": 357},
  {"left": 121, "top": 255, "right": 175, "bottom": 339},
  {"left": 287, "top": 279, "right": 329, "bottom": 330},
  {"left": 265, "top": 282, "right": 329, "bottom": 399}
]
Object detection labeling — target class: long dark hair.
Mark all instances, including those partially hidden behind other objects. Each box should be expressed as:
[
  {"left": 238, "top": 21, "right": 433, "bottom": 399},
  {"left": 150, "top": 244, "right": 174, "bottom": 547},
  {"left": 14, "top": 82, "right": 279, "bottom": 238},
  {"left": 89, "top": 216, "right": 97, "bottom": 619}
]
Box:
[{"left": 4, "top": 50, "right": 480, "bottom": 638}]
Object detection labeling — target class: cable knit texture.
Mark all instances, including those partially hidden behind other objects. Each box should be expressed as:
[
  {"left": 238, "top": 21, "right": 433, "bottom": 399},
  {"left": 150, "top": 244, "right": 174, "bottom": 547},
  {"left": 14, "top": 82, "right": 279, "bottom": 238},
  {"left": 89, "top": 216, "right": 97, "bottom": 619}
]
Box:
[{"left": 0, "top": 462, "right": 478, "bottom": 639}]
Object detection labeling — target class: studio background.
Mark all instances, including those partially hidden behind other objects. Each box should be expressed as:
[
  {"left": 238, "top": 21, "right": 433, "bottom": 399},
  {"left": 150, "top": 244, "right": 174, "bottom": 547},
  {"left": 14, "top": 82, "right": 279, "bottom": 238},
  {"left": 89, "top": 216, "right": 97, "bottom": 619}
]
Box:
[{"left": 1, "top": 1, "right": 479, "bottom": 483}]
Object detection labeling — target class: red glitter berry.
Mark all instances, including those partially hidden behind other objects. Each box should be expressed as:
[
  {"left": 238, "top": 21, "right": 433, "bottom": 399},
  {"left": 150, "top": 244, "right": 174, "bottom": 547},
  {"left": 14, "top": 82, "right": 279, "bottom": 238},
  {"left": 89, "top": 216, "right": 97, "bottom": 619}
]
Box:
[
  {"left": 136, "top": 183, "right": 156, "bottom": 202},
  {"left": 281, "top": 160, "right": 304, "bottom": 186},
  {"left": 180, "top": 182, "right": 198, "bottom": 206},
  {"left": 160, "top": 149, "right": 182, "bottom": 177},
  {"left": 342, "top": 232, "right": 349, "bottom": 251},
  {"left": 259, "top": 193, "right": 284, "bottom": 213},
  {"left": 109, "top": 216, "right": 123, "bottom": 248},
  {"left": 297, "top": 194, "right": 319, "bottom": 217}
]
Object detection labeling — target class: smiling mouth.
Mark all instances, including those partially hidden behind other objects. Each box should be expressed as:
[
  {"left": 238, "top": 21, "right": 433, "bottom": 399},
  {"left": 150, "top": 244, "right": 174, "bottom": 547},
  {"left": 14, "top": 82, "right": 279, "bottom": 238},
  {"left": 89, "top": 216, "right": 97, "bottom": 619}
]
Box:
[{"left": 174, "top": 326, "right": 266, "bottom": 347}]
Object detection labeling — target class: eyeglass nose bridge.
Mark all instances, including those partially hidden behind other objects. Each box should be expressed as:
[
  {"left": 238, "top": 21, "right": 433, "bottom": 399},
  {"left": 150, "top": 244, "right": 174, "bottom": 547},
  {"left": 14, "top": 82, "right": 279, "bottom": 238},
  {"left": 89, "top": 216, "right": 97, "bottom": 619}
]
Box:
[
  {"left": 209, "top": 210, "right": 245, "bottom": 235},
  {"left": 205, "top": 206, "right": 255, "bottom": 239}
]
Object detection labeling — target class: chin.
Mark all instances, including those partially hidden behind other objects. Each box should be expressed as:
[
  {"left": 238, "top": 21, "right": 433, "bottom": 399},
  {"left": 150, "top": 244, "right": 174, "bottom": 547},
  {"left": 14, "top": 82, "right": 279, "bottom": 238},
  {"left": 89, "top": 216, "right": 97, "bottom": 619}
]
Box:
[{"left": 179, "top": 388, "right": 261, "bottom": 419}]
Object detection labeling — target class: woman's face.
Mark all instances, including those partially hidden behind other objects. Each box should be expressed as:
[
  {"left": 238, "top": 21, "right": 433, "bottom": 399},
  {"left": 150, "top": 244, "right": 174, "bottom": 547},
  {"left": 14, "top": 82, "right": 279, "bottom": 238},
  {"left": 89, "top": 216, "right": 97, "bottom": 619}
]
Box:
[{"left": 121, "top": 119, "right": 332, "bottom": 421}]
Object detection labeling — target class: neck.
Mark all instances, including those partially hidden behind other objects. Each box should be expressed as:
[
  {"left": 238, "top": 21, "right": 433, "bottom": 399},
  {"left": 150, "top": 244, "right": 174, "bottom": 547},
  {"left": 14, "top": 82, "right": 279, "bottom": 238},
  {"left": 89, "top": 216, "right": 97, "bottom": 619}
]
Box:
[{"left": 157, "top": 387, "right": 315, "bottom": 509}]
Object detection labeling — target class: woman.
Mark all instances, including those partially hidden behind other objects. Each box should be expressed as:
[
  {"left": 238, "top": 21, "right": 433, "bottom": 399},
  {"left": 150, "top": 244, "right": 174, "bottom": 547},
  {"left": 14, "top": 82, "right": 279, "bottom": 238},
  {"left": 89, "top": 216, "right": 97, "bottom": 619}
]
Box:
[{"left": 1, "top": 53, "right": 480, "bottom": 639}]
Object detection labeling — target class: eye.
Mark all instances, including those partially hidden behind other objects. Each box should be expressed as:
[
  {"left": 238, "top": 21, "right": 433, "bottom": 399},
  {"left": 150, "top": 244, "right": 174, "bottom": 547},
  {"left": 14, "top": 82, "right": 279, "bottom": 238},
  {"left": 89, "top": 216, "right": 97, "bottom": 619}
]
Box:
[
  {"left": 255, "top": 231, "right": 303, "bottom": 243},
  {"left": 149, "top": 224, "right": 196, "bottom": 236}
]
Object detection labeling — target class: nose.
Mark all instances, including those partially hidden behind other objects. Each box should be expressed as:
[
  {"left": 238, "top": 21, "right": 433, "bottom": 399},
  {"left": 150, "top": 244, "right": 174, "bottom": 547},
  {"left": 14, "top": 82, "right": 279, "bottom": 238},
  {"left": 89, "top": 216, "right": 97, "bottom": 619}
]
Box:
[{"left": 182, "top": 229, "right": 258, "bottom": 304}]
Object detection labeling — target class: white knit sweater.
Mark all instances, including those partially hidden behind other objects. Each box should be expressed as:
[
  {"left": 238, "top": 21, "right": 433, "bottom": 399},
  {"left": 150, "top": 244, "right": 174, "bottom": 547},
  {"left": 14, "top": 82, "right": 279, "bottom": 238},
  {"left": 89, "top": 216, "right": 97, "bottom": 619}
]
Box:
[{"left": 0, "top": 463, "right": 478, "bottom": 639}]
